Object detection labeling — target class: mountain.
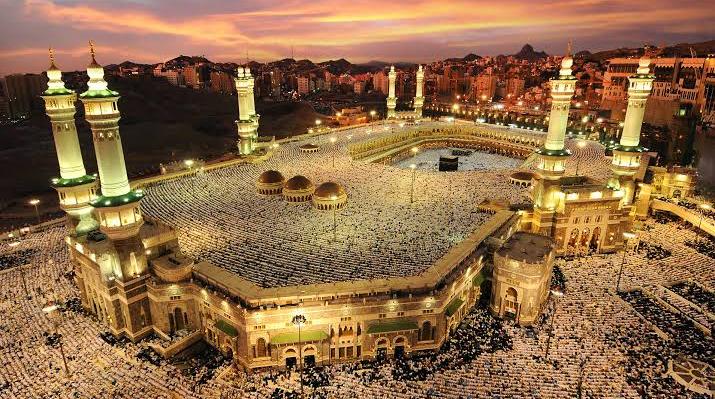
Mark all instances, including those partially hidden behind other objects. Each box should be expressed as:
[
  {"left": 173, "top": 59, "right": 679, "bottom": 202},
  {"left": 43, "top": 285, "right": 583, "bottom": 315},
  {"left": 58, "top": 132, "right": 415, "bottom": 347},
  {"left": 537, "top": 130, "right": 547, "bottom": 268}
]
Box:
[
  {"left": 319, "top": 58, "right": 353, "bottom": 74},
  {"left": 513, "top": 44, "right": 548, "bottom": 61},
  {"left": 462, "top": 53, "right": 482, "bottom": 62},
  {"left": 164, "top": 55, "right": 212, "bottom": 69}
]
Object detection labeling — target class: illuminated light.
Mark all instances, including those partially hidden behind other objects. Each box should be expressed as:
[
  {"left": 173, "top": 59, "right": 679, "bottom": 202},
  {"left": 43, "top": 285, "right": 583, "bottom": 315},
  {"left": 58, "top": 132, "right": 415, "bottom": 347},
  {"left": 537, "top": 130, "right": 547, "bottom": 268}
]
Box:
[
  {"left": 330, "top": 136, "right": 337, "bottom": 144},
  {"left": 700, "top": 203, "right": 712, "bottom": 211},
  {"left": 411, "top": 147, "right": 419, "bottom": 154},
  {"left": 623, "top": 231, "right": 636, "bottom": 240},
  {"left": 581, "top": 116, "right": 589, "bottom": 123},
  {"left": 566, "top": 193, "right": 579, "bottom": 201},
  {"left": 184, "top": 159, "right": 194, "bottom": 168},
  {"left": 315, "top": 119, "right": 322, "bottom": 126},
  {"left": 409, "top": 163, "right": 416, "bottom": 169},
  {"left": 590, "top": 191, "right": 603, "bottom": 199},
  {"left": 145, "top": 249, "right": 152, "bottom": 255},
  {"left": 614, "top": 190, "right": 624, "bottom": 198},
  {"left": 596, "top": 118, "right": 604, "bottom": 123},
  {"left": 29, "top": 199, "right": 40, "bottom": 206}
]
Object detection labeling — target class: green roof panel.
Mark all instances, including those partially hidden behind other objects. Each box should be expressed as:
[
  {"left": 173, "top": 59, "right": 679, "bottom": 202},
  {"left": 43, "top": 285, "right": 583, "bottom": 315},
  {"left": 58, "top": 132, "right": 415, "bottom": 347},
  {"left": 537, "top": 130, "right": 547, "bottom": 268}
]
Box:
[
  {"left": 214, "top": 319, "right": 238, "bottom": 337},
  {"left": 445, "top": 297, "right": 465, "bottom": 317},
  {"left": 270, "top": 330, "right": 328, "bottom": 345},
  {"left": 366, "top": 320, "right": 418, "bottom": 334}
]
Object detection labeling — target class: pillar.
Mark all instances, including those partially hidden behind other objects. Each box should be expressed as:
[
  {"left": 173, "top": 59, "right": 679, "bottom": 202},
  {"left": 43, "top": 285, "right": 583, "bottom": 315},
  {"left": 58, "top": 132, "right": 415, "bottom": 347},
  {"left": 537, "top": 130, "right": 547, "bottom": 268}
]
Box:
[
  {"left": 609, "top": 56, "right": 654, "bottom": 207},
  {"left": 41, "top": 49, "right": 98, "bottom": 234},
  {"left": 235, "top": 67, "right": 260, "bottom": 155},
  {"left": 414, "top": 65, "right": 424, "bottom": 118},
  {"left": 387, "top": 66, "right": 397, "bottom": 119}
]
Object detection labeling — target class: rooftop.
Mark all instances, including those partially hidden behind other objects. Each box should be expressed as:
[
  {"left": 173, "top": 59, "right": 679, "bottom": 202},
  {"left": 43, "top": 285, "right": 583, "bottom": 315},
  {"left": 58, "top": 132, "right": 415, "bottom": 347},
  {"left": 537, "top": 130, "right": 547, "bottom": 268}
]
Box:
[
  {"left": 141, "top": 122, "right": 530, "bottom": 288},
  {"left": 496, "top": 232, "right": 554, "bottom": 263}
]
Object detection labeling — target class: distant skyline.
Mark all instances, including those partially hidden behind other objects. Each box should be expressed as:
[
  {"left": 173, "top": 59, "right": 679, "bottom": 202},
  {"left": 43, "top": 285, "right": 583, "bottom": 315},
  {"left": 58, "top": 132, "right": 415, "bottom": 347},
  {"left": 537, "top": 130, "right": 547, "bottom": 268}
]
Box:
[{"left": 1, "top": 0, "right": 714, "bottom": 75}]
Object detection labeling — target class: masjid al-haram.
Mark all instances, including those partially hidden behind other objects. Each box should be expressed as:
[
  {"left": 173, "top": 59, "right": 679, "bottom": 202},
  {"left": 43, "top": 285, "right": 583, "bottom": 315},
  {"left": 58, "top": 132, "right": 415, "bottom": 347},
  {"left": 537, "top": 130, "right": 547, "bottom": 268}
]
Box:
[{"left": 1, "top": 44, "right": 714, "bottom": 399}]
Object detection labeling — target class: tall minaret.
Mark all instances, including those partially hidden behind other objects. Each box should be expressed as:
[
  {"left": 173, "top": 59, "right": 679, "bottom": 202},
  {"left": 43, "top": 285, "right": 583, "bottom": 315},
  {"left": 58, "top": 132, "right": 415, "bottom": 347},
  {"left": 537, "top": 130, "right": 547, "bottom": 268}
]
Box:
[
  {"left": 531, "top": 43, "right": 576, "bottom": 236},
  {"left": 78, "top": 43, "right": 149, "bottom": 338},
  {"left": 235, "top": 67, "right": 259, "bottom": 155},
  {"left": 609, "top": 56, "right": 654, "bottom": 206},
  {"left": 387, "top": 65, "right": 397, "bottom": 119},
  {"left": 41, "top": 49, "right": 98, "bottom": 234},
  {"left": 413, "top": 65, "right": 425, "bottom": 118},
  {"left": 80, "top": 42, "right": 145, "bottom": 244}
]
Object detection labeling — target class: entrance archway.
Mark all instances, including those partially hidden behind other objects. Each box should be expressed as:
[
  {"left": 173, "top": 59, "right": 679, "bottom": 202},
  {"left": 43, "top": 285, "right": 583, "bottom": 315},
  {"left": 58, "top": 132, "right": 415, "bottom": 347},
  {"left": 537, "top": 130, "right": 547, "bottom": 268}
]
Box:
[
  {"left": 504, "top": 287, "right": 518, "bottom": 316},
  {"left": 590, "top": 227, "right": 601, "bottom": 251},
  {"left": 173, "top": 308, "right": 185, "bottom": 331},
  {"left": 568, "top": 229, "right": 579, "bottom": 249}
]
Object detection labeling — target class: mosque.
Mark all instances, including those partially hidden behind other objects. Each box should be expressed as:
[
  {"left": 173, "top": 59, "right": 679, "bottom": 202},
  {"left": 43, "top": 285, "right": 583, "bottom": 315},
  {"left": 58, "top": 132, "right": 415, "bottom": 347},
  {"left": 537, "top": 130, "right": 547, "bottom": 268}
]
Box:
[{"left": 40, "top": 43, "right": 695, "bottom": 371}]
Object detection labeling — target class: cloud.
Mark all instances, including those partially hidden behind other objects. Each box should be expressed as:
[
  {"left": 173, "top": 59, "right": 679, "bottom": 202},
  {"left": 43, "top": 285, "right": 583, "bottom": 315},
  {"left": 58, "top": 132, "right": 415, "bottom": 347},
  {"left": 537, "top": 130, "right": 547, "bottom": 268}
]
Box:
[{"left": 0, "top": 0, "right": 712, "bottom": 75}]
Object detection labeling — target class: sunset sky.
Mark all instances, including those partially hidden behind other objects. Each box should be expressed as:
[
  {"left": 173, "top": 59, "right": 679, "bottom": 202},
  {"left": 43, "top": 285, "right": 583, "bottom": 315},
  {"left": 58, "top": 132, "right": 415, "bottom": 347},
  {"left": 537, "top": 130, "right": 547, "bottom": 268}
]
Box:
[{"left": 1, "top": 0, "right": 713, "bottom": 75}]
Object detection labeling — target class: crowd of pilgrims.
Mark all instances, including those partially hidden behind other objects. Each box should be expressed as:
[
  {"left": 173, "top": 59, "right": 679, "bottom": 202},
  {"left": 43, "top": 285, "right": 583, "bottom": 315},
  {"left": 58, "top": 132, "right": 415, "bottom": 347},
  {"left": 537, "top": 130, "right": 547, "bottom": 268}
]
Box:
[
  {"left": 141, "top": 123, "right": 532, "bottom": 288},
  {"left": 650, "top": 208, "right": 715, "bottom": 259},
  {"left": 1, "top": 212, "right": 714, "bottom": 397}
]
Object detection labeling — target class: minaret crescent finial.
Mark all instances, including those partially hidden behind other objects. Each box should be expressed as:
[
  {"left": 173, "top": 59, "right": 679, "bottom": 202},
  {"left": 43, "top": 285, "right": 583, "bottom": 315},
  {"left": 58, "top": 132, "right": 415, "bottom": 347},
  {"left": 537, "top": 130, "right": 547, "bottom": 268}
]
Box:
[
  {"left": 89, "top": 40, "right": 96, "bottom": 61},
  {"left": 49, "top": 47, "right": 55, "bottom": 63},
  {"left": 567, "top": 39, "right": 573, "bottom": 57}
]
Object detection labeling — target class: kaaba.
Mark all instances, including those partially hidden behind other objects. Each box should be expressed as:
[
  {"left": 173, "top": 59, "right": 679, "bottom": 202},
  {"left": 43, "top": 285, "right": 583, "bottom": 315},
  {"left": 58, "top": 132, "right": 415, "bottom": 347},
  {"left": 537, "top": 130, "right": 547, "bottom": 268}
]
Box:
[{"left": 439, "top": 156, "right": 459, "bottom": 171}]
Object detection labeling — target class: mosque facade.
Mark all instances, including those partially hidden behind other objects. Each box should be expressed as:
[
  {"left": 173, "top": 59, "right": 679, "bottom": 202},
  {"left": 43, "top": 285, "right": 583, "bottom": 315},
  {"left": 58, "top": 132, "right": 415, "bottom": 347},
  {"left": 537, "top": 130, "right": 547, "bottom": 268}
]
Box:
[{"left": 41, "top": 42, "right": 680, "bottom": 371}]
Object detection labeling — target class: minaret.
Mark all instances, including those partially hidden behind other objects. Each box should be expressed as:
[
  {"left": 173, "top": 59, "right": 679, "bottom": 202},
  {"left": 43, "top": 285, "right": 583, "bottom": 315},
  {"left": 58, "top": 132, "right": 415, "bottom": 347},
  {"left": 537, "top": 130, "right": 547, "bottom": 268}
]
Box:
[
  {"left": 80, "top": 42, "right": 145, "bottom": 243},
  {"left": 531, "top": 43, "right": 576, "bottom": 235},
  {"left": 609, "top": 56, "right": 654, "bottom": 206},
  {"left": 387, "top": 65, "right": 397, "bottom": 119},
  {"left": 41, "top": 48, "right": 98, "bottom": 234},
  {"left": 413, "top": 65, "right": 425, "bottom": 118},
  {"left": 235, "top": 67, "right": 259, "bottom": 155},
  {"left": 78, "top": 43, "right": 150, "bottom": 337}
]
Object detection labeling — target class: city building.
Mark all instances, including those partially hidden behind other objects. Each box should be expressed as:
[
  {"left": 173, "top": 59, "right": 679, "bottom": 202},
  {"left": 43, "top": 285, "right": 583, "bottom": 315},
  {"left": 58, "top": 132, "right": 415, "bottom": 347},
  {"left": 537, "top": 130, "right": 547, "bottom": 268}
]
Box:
[
  {"left": 297, "top": 76, "right": 310, "bottom": 95},
  {"left": 473, "top": 74, "right": 497, "bottom": 101},
  {"left": 4, "top": 73, "right": 45, "bottom": 119},
  {"left": 210, "top": 70, "right": 235, "bottom": 94},
  {"left": 372, "top": 70, "right": 389, "bottom": 94}
]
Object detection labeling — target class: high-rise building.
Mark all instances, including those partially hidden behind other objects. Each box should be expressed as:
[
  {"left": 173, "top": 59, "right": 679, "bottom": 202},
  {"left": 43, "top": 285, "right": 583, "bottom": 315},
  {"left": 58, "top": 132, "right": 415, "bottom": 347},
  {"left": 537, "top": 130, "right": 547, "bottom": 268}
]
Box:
[
  {"left": 473, "top": 74, "right": 497, "bottom": 101},
  {"left": 210, "top": 71, "right": 235, "bottom": 94},
  {"left": 297, "top": 76, "right": 310, "bottom": 95},
  {"left": 506, "top": 78, "right": 525, "bottom": 98},
  {"left": 372, "top": 71, "right": 388, "bottom": 95},
  {"left": 182, "top": 65, "right": 201, "bottom": 89},
  {"left": 353, "top": 80, "right": 365, "bottom": 94},
  {"left": 4, "top": 73, "right": 45, "bottom": 119}
]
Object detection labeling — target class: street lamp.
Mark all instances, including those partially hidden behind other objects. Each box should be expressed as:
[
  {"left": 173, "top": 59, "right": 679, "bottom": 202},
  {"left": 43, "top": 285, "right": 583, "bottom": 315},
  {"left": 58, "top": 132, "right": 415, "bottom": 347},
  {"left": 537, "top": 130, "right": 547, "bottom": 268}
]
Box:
[
  {"left": 29, "top": 199, "right": 40, "bottom": 224},
  {"left": 575, "top": 141, "right": 587, "bottom": 176},
  {"left": 330, "top": 136, "right": 337, "bottom": 168},
  {"left": 331, "top": 195, "right": 338, "bottom": 241},
  {"left": 370, "top": 110, "right": 376, "bottom": 121},
  {"left": 184, "top": 159, "right": 194, "bottom": 169},
  {"left": 409, "top": 164, "right": 417, "bottom": 203},
  {"left": 616, "top": 231, "right": 636, "bottom": 292},
  {"left": 544, "top": 289, "right": 564, "bottom": 363},
  {"left": 291, "top": 314, "right": 307, "bottom": 397},
  {"left": 697, "top": 203, "right": 712, "bottom": 245},
  {"left": 43, "top": 304, "right": 69, "bottom": 376}
]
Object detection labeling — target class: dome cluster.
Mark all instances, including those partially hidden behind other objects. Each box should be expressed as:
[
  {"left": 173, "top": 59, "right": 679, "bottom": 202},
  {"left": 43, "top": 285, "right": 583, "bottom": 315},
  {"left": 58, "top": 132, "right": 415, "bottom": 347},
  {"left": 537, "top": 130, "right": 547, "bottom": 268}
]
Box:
[{"left": 256, "top": 170, "right": 347, "bottom": 210}]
